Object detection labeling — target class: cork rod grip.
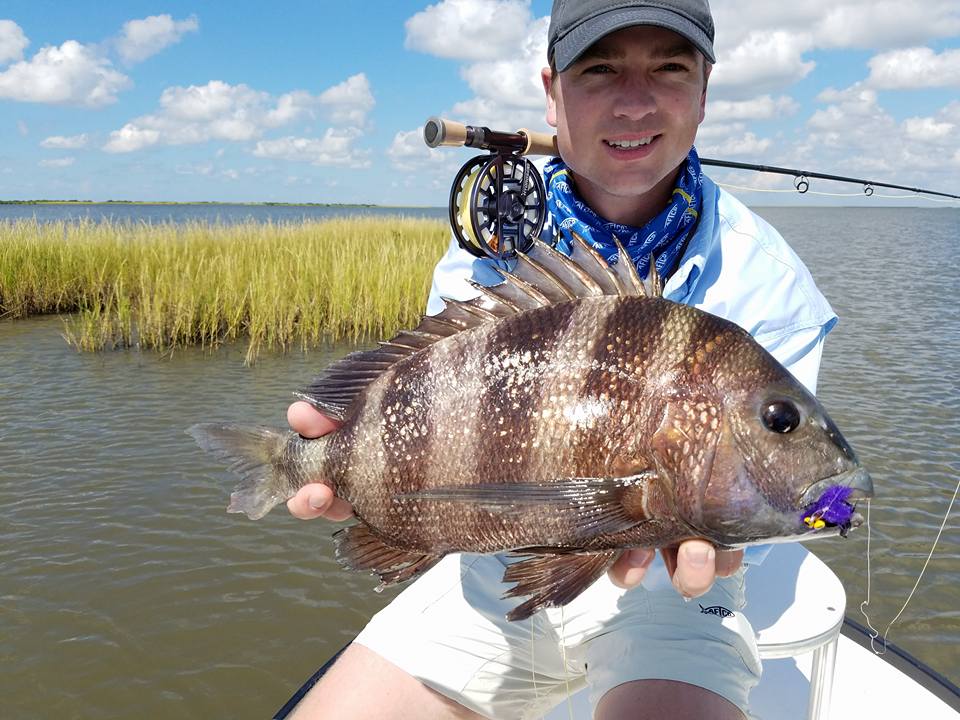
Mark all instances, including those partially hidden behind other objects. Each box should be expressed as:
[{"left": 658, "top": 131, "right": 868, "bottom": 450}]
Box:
[
  {"left": 423, "top": 117, "right": 468, "bottom": 147},
  {"left": 517, "top": 129, "right": 558, "bottom": 156}
]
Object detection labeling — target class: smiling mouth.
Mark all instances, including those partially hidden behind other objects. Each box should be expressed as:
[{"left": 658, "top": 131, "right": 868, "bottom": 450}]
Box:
[{"left": 604, "top": 135, "right": 658, "bottom": 149}]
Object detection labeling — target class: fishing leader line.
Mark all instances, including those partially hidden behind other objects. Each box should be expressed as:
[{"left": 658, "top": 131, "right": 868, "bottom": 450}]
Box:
[{"left": 858, "top": 472, "right": 960, "bottom": 655}]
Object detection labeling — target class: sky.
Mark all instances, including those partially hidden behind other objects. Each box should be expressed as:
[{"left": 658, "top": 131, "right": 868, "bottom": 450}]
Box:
[{"left": 0, "top": 0, "right": 958, "bottom": 206}]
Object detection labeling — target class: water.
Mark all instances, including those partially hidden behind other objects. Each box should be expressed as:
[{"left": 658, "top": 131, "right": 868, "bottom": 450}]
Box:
[
  {"left": 2, "top": 207, "right": 958, "bottom": 717},
  {"left": 0, "top": 202, "right": 447, "bottom": 225}
]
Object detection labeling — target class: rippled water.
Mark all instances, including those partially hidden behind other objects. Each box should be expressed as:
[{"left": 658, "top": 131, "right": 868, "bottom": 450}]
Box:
[{"left": 2, "top": 207, "right": 958, "bottom": 717}]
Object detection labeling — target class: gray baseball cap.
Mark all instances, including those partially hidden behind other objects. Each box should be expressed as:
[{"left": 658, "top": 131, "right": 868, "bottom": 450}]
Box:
[{"left": 548, "top": 0, "right": 716, "bottom": 72}]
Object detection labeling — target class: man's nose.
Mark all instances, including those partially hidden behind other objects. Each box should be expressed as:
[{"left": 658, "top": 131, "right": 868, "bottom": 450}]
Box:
[{"left": 612, "top": 74, "right": 657, "bottom": 120}]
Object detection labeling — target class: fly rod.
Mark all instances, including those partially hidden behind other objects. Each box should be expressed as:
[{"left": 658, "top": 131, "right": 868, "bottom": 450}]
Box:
[
  {"left": 424, "top": 118, "right": 960, "bottom": 201},
  {"left": 423, "top": 117, "right": 960, "bottom": 262},
  {"left": 698, "top": 158, "right": 960, "bottom": 200}
]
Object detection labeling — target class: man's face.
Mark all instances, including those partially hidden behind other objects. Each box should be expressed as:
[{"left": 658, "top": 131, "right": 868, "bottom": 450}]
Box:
[{"left": 542, "top": 25, "right": 711, "bottom": 223}]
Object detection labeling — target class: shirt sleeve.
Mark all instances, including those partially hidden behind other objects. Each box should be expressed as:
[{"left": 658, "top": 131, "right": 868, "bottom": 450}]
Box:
[{"left": 426, "top": 235, "right": 514, "bottom": 316}]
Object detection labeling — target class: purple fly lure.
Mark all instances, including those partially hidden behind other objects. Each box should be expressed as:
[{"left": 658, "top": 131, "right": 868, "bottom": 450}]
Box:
[{"left": 802, "top": 485, "right": 857, "bottom": 536}]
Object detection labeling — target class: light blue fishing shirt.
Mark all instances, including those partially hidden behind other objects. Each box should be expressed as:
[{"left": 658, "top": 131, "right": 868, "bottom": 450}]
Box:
[{"left": 425, "top": 174, "right": 838, "bottom": 565}]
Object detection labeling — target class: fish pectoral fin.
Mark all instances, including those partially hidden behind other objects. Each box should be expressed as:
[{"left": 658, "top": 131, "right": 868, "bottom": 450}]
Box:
[
  {"left": 501, "top": 550, "right": 618, "bottom": 621},
  {"left": 333, "top": 523, "right": 442, "bottom": 588},
  {"left": 398, "top": 473, "right": 657, "bottom": 538}
]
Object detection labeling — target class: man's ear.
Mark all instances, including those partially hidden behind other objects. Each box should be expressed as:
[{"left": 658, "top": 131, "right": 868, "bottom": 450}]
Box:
[
  {"left": 698, "top": 62, "right": 712, "bottom": 124},
  {"left": 541, "top": 67, "right": 558, "bottom": 128}
]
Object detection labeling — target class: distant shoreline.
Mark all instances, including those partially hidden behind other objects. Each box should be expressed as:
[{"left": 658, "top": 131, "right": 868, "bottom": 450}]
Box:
[{"left": 0, "top": 200, "right": 440, "bottom": 209}]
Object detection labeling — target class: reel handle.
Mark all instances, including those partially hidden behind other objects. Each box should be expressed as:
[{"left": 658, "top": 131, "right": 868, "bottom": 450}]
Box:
[{"left": 424, "top": 117, "right": 558, "bottom": 157}]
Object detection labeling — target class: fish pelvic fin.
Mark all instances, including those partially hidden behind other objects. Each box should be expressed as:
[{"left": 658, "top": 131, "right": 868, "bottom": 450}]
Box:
[
  {"left": 333, "top": 523, "right": 442, "bottom": 588},
  {"left": 188, "top": 423, "right": 312, "bottom": 520},
  {"left": 503, "top": 550, "right": 618, "bottom": 621}
]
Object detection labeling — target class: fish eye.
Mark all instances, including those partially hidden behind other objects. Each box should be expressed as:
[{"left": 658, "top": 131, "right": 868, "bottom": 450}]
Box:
[{"left": 762, "top": 400, "right": 801, "bottom": 433}]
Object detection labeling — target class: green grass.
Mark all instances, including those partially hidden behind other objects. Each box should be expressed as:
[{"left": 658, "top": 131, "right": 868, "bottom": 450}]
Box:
[{"left": 0, "top": 217, "right": 450, "bottom": 363}]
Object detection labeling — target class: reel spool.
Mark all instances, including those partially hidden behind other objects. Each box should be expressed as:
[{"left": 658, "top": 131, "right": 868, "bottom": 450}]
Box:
[
  {"left": 425, "top": 117, "right": 555, "bottom": 262},
  {"left": 449, "top": 153, "right": 546, "bottom": 260}
]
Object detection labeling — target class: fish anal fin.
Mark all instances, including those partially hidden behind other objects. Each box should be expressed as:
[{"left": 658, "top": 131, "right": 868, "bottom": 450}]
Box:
[
  {"left": 333, "top": 523, "right": 442, "bottom": 587},
  {"left": 502, "top": 550, "right": 618, "bottom": 621}
]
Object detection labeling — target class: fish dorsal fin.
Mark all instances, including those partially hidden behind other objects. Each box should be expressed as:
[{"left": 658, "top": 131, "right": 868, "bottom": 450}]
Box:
[
  {"left": 298, "top": 297, "right": 498, "bottom": 420},
  {"left": 299, "top": 230, "right": 663, "bottom": 419}
]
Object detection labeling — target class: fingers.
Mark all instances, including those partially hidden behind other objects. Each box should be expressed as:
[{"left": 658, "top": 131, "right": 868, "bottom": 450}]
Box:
[
  {"left": 285, "top": 403, "right": 351, "bottom": 521},
  {"left": 608, "top": 548, "right": 656, "bottom": 589},
  {"left": 668, "top": 539, "right": 717, "bottom": 599},
  {"left": 714, "top": 548, "right": 744, "bottom": 578},
  {"left": 662, "top": 541, "right": 744, "bottom": 599},
  {"left": 286, "top": 484, "right": 354, "bottom": 522},
  {"left": 287, "top": 401, "right": 341, "bottom": 438}
]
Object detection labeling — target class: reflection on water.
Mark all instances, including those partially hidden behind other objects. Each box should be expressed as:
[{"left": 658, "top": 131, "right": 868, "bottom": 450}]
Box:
[{"left": 1, "top": 207, "right": 958, "bottom": 717}]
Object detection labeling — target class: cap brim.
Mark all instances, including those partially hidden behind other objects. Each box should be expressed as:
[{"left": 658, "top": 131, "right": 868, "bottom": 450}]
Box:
[{"left": 553, "top": 7, "right": 716, "bottom": 71}]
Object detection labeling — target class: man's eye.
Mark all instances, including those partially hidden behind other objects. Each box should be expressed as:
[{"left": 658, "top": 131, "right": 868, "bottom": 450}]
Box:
[
  {"left": 659, "top": 63, "right": 689, "bottom": 72},
  {"left": 583, "top": 64, "right": 613, "bottom": 74}
]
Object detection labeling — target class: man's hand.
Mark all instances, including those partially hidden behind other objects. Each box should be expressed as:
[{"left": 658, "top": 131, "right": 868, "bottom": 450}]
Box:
[
  {"left": 609, "top": 543, "right": 744, "bottom": 598},
  {"left": 285, "top": 401, "right": 353, "bottom": 522},
  {"left": 286, "top": 402, "right": 743, "bottom": 597}
]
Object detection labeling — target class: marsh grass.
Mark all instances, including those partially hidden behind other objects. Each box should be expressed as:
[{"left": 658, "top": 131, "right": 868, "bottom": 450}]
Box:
[{"left": 1, "top": 216, "right": 450, "bottom": 362}]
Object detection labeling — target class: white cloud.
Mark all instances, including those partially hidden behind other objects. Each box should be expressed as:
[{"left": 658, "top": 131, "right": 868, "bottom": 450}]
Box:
[
  {"left": 404, "top": 2, "right": 552, "bottom": 144},
  {"left": 116, "top": 14, "right": 199, "bottom": 64},
  {"left": 41, "top": 134, "right": 89, "bottom": 149},
  {"left": 706, "top": 95, "right": 799, "bottom": 122},
  {"left": 103, "top": 123, "right": 161, "bottom": 153},
  {"left": 175, "top": 162, "right": 214, "bottom": 176},
  {"left": 404, "top": 0, "right": 532, "bottom": 60},
  {"left": 902, "top": 116, "right": 955, "bottom": 142},
  {"left": 387, "top": 127, "right": 455, "bottom": 172},
  {"left": 16, "top": 120, "right": 27, "bottom": 136},
  {"left": 253, "top": 129, "right": 370, "bottom": 167},
  {"left": 793, "top": 84, "right": 960, "bottom": 186},
  {"left": 713, "top": 1, "right": 960, "bottom": 51},
  {"left": 705, "top": 132, "right": 772, "bottom": 157},
  {"left": 0, "top": 20, "right": 29, "bottom": 64},
  {"left": 0, "top": 40, "right": 130, "bottom": 107},
  {"left": 104, "top": 75, "right": 374, "bottom": 153},
  {"left": 710, "top": 31, "right": 815, "bottom": 97},
  {"left": 39, "top": 157, "right": 75, "bottom": 167},
  {"left": 812, "top": 2, "right": 960, "bottom": 49},
  {"left": 866, "top": 47, "right": 960, "bottom": 89},
  {"left": 317, "top": 73, "right": 375, "bottom": 126}
]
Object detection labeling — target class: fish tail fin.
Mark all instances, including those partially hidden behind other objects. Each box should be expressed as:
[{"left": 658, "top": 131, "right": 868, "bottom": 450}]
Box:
[{"left": 189, "top": 423, "right": 317, "bottom": 520}]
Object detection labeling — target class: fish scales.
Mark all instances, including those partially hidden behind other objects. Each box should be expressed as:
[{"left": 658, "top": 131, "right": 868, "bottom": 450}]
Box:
[
  {"left": 330, "top": 296, "right": 726, "bottom": 553},
  {"left": 191, "top": 234, "right": 873, "bottom": 620}
]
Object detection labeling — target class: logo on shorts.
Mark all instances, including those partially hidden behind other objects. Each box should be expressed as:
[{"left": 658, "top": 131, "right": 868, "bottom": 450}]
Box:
[{"left": 699, "top": 604, "right": 735, "bottom": 618}]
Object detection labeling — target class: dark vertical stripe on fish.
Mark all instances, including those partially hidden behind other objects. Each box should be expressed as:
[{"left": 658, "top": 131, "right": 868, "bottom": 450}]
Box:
[{"left": 471, "top": 300, "right": 580, "bottom": 486}]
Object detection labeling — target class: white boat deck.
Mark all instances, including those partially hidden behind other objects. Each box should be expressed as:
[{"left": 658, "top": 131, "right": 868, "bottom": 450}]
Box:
[
  {"left": 543, "top": 543, "right": 958, "bottom": 719},
  {"left": 752, "top": 635, "right": 958, "bottom": 719}
]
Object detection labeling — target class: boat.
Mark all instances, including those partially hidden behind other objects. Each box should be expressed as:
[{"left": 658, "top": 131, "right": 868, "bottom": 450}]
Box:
[{"left": 272, "top": 542, "right": 960, "bottom": 719}]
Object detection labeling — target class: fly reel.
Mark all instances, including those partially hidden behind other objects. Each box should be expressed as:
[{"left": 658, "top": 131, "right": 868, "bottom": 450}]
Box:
[{"left": 424, "top": 117, "right": 557, "bottom": 261}]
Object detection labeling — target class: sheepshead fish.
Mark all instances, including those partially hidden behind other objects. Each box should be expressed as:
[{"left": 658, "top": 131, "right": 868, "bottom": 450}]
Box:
[{"left": 191, "top": 234, "right": 873, "bottom": 620}]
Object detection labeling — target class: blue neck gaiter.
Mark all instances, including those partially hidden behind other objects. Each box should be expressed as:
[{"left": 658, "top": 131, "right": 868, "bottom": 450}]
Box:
[{"left": 543, "top": 148, "right": 703, "bottom": 279}]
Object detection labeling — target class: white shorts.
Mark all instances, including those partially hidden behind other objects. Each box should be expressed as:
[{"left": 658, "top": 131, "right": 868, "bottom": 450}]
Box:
[{"left": 354, "top": 552, "right": 762, "bottom": 719}]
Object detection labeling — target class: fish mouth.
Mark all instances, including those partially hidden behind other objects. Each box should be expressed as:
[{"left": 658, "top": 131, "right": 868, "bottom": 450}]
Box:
[
  {"left": 798, "top": 467, "right": 873, "bottom": 537},
  {"left": 799, "top": 467, "right": 873, "bottom": 506}
]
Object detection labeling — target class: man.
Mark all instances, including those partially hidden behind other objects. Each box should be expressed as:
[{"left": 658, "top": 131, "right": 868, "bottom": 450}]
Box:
[{"left": 284, "top": 1, "right": 836, "bottom": 718}]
